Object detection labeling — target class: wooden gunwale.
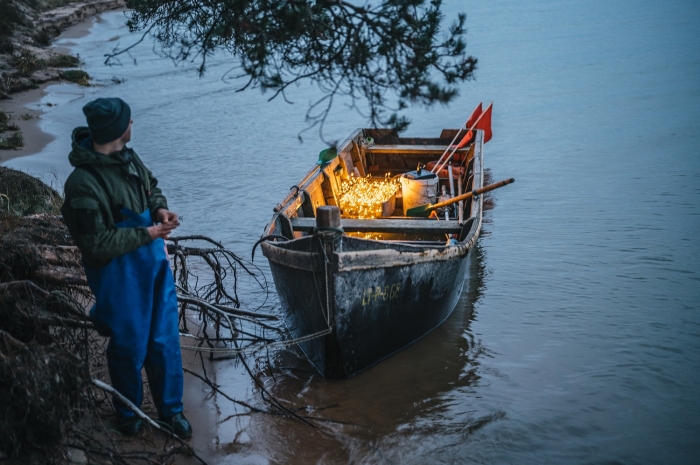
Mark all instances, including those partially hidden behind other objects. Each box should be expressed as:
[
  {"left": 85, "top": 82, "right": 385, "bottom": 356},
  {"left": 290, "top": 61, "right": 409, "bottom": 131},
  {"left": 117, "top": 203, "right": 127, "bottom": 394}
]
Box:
[
  {"left": 262, "top": 238, "right": 471, "bottom": 273},
  {"left": 365, "top": 145, "right": 471, "bottom": 154}
]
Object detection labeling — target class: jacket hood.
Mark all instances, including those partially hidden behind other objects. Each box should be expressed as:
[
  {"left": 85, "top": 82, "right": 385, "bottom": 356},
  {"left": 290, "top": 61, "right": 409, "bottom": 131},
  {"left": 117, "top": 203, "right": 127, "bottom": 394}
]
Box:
[{"left": 69, "top": 127, "right": 133, "bottom": 168}]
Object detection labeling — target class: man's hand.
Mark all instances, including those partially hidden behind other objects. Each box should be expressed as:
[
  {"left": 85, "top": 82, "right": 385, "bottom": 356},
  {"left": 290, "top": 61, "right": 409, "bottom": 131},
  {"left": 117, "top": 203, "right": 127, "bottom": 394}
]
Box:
[
  {"left": 147, "top": 222, "right": 179, "bottom": 240},
  {"left": 149, "top": 208, "right": 180, "bottom": 240},
  {"left": 155, "top": 208, "right": 179, "bottom": 224}
]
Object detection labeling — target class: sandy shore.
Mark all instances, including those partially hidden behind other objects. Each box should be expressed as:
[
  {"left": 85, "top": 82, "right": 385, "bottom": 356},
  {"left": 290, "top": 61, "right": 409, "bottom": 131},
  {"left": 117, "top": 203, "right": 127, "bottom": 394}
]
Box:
[
  {"left": 0, "top": 85, "right": 54, "bottom": 164},
  {"left": 0, "top": 1, "right": 124, "bottom": 164}
]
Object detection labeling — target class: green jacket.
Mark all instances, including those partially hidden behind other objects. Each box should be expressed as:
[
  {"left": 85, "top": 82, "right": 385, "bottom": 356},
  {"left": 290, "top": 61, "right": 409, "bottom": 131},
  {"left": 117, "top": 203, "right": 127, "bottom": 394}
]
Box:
[{"left": 61, "top": 127, "right": 168, "bottom": 269}]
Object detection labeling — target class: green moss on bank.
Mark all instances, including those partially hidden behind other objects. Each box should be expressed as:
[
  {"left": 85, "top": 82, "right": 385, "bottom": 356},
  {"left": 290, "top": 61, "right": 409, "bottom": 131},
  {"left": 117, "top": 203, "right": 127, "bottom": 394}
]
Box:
[
  {"left": 0, "top": 110, "right": 24, "bottom": 149},
  {"left": 47, "top": 53, "right": 80, "bottom": 67},
  {"left": 60, "top": 68, "right": 89, "bottom": 85},
  {"left": 10, "top": 49, "right": 82, "bottom": 77},
  {"left": 0, "top": 131, "right": 23, "bottom": 149}
]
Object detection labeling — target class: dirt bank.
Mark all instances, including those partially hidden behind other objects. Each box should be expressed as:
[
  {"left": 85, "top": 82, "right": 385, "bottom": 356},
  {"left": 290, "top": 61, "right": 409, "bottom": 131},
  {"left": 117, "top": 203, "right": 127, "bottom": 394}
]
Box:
[
  {"left": 1, "top": 0, "right": 125, "bottom": 96},
  {"left": 0, "top": 166, "right": 292, "bottom": 464},
  {"left": 0, "top": 167, "right": 220, "bottom": 464}
]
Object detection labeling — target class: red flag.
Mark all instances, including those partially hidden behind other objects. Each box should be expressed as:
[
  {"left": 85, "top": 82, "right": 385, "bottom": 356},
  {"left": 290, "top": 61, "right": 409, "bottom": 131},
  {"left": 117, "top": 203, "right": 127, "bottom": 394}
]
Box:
[
  {"left": 451, "top": 103, "right": 482, "bottom": 149},
  {"left": 466, "top": 102, "right": 482, "bottom": 129},
  {"left": 474, "top": 102, "right": 493, "bottom": 143},
  {"left": 453, "top": 130, "right": 473, "bottom": 150}
]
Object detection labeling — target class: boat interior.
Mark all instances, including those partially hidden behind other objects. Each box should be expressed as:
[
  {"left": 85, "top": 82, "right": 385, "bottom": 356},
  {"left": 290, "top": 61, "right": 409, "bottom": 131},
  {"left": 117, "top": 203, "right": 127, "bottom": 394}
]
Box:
[{"left": 268, "top": 128, "right": 482, "bottom": 244}]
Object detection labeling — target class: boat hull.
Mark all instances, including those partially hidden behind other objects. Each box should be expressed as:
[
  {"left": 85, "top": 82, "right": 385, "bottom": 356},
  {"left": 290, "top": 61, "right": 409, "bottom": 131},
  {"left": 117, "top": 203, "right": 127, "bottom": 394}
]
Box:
[{"left": 264, "top": 236, "right": 473, "bottom": 378}]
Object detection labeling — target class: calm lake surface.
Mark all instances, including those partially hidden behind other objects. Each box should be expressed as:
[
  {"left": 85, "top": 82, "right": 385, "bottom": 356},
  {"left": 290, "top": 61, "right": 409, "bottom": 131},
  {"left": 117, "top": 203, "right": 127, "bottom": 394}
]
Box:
[{"left": 4, "top": 1, "right": 700, "bottom": 463}]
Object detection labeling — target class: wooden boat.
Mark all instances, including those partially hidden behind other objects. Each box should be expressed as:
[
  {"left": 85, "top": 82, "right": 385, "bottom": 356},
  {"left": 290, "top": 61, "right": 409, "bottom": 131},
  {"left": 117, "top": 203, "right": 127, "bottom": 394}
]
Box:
[{"left": 261, "top": 127, "right": 492, "bottom": 378}]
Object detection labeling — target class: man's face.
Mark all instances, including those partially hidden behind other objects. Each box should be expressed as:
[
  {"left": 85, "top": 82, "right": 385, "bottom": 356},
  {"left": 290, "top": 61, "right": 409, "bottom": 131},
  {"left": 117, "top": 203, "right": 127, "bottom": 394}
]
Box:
[{"left": 120, "top": 119, "right": 133, "bottom": 144}]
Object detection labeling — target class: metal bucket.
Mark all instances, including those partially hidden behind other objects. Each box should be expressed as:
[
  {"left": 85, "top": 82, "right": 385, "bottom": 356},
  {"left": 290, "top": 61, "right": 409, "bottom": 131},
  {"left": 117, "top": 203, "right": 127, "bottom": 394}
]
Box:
[{"left": 400, "top": 170, "right": 438, "bottom": 215}]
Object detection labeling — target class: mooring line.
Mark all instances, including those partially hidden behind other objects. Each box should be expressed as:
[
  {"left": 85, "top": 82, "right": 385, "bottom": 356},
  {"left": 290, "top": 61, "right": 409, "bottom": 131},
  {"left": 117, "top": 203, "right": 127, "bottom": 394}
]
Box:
[{"left": 179, "top": 327, "right": 332, "bottom": 355}]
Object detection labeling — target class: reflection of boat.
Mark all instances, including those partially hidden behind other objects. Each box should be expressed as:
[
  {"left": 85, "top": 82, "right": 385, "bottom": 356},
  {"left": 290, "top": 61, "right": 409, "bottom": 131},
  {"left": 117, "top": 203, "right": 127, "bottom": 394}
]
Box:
[{"left": 261, "top": 127, "right": 494, "bottom": 379}]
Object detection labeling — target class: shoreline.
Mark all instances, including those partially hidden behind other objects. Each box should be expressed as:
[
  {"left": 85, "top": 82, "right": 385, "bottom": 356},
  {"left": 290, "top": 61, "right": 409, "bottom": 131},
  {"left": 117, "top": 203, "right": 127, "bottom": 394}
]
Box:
[
  {"left": 0, "top": 1, "right": 125, "bottom": 164},
  {"left": 0, "top": 84, "right": 53, "bottom": 163}
]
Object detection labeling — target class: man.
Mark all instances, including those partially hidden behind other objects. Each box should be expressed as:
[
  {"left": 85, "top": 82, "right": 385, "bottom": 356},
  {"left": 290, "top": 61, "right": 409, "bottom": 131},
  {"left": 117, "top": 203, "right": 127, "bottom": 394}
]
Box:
[{"left": 61, "top": 97, "right": 192, "bottom": 439}]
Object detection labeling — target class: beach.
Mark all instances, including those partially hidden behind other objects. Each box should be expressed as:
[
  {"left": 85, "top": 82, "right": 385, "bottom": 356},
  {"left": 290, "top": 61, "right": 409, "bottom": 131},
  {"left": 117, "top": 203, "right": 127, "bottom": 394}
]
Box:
[{"left": 0, "top": 86, "right": 54, "bottom": 163}]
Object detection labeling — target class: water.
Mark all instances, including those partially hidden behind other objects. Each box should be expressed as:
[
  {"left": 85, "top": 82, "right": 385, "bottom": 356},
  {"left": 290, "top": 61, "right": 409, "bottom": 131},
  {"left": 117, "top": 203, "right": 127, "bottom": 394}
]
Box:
[{"left": 4, "top": 0, "right": 700, "bottom": 463}]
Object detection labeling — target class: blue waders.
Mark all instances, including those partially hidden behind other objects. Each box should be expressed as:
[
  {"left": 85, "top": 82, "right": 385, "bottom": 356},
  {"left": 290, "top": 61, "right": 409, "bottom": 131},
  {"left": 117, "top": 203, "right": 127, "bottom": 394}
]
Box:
[{"left": 85, "top": 208, "right": 183, "bottom": 419}]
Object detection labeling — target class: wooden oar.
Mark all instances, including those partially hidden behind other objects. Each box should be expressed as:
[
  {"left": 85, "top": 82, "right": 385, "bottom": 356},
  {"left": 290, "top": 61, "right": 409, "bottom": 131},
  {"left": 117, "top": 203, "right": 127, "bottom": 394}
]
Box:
[{"left": 406, "top": 178, "right": 515, "bottom": 217}]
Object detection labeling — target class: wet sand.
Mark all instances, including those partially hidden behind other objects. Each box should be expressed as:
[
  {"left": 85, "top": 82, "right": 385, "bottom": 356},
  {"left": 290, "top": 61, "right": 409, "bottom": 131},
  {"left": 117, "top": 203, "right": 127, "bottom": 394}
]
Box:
[{"left": 0, "top": 86, "right": 55, "bottom": 164}]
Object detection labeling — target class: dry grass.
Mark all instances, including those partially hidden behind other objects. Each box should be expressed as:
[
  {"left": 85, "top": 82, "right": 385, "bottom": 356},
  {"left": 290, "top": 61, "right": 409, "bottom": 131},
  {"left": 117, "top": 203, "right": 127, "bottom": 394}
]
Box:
[
  {"left": 0, "top": 167, "right": 62, "bottom": 215},
  {"left": 11, "top": 49, "right": 46, "bottom": 77}
]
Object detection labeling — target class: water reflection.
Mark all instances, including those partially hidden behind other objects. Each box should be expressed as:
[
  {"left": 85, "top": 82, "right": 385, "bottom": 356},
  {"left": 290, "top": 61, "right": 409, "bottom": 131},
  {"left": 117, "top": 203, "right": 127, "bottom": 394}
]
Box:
[{"left": 218, "top": 243, "right": 492, "bottom": 463}]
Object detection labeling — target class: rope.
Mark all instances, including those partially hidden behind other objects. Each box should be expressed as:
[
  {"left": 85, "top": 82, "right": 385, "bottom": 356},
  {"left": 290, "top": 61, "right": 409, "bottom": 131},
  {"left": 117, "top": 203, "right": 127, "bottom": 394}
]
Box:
[
  {"left": 179, "top": 327, "right": 332, "bottom": 355},
  {"left": 321, "top": 237, "right": 332, "bottom": 327},
  {"left": 210, "top": 227, "right": 338, "bottom": 358},
  {"left": 314, "top": 228, "right": 342, "bottom": 327},
  {"left": 251, "top": 233, "right": 290, "bottom": 262}
]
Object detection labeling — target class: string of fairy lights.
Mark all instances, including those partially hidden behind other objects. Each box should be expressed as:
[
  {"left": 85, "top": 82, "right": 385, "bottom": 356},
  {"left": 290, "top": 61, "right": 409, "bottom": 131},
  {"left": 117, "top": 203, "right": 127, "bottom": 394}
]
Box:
[{"left": 337, "top": 174, "right": 400, "bottom": 219}]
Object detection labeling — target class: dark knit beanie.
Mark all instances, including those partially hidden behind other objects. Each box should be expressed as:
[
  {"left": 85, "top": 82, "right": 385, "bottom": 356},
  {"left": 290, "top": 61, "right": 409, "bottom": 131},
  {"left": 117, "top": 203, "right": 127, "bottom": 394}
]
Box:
[{"left": 82, "top": 97, "right": 131, "bottom": 144}]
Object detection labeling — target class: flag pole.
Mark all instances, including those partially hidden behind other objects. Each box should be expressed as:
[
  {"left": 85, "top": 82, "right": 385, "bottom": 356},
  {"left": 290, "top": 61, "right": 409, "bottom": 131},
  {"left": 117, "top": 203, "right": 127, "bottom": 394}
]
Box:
[
  {"left": 430, "top": 103, "right": 482, "bottom": 174},
  {"left": 433, "top": 102, "right": 492, "bottom": 176}
]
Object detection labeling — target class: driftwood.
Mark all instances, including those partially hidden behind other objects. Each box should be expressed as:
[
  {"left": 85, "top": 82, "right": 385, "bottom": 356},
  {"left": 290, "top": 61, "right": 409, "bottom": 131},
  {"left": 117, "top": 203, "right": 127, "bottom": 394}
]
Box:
[
  {"left": 34, "top": 264, "right": 87, "bottom": 285},
  {"left": 15, "top": 245, "right": 88, "bottom": 285},
  {"left": 38, "top": 245, "right": 83, "bottom": 266},
  {"left": 0, "top": 214, "right": 85, "bottom": 287}
]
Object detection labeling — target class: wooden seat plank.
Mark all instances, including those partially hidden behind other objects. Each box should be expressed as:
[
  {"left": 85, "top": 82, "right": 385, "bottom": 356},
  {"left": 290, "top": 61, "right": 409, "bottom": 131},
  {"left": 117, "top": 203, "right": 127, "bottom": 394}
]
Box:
[
  {"left": 366, "top": 144, "right": 469, "bottom": 154},
  {"left": 291, "top": 217, "right": 461, "bottom": 234}
]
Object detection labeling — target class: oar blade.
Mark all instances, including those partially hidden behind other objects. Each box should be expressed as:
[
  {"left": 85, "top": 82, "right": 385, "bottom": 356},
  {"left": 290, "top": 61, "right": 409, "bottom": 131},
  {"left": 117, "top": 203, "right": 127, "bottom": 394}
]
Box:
[{"left": 406, "top": 204, "right": 434, "bottom": 217}]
